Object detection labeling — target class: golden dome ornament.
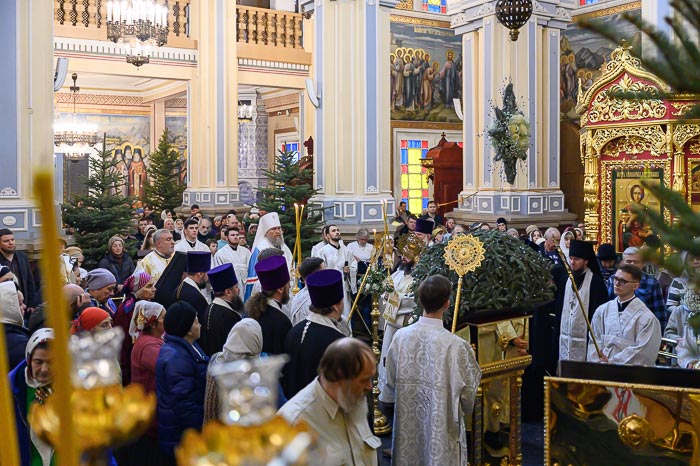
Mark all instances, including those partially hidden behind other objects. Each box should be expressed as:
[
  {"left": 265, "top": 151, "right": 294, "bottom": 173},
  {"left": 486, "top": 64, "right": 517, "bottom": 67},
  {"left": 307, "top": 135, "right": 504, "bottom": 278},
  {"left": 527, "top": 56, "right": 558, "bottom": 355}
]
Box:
[
  {"left": 618, "top": 414, "right": 653, "bottom": 449},
  {"left": 443, "top": 234, "right": 486, "bottom": 332},
  {"left": 396, "top": 232, "right": 425, "bottom": 262}
]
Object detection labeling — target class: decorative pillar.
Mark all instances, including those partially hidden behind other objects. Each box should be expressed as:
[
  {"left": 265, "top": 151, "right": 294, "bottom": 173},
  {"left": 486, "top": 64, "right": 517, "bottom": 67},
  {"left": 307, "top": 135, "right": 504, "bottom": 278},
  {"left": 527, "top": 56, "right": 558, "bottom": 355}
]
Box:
[
  {"left": 641, "top": 0, "right": 671, "bottom": 60},
  {"left": 237, "top": 91, "right": 269, "bottom": 205},
  {"left": 0, "top": 0, "right": 55, "bottom": 248},
  {"left": 299, "top": 0, "right": 396, "bottom": 227},
  {"left": 449, "top": 0, "right": 577, "bottom": 227},
  {"left": 184, "top": 0, "right": 241, "bottom": 211}
]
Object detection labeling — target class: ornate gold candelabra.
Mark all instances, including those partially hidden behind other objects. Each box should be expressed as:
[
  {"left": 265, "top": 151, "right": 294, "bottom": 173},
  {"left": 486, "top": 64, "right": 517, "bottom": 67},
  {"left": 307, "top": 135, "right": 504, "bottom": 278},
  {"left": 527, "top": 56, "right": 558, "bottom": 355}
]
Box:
[
  {"left": 371, "top": 294, "right": 392, "bottom": 436},
  {"left": 443, "top": 234, "right": 486, "bottom": 333}
]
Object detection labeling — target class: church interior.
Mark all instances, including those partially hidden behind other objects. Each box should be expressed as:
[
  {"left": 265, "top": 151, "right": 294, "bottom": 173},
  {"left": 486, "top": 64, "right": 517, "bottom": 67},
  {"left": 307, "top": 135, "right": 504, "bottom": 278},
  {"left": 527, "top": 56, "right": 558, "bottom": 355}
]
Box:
[{"left": 3, "top": 0, "right": 700, "bottom": 465}]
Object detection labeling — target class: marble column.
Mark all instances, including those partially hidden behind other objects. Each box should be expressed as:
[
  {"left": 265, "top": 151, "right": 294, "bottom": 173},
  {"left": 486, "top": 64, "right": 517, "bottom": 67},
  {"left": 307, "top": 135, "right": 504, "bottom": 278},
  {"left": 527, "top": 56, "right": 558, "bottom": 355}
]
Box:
[
  {"left": 449, "top": 0, "right": 577, "bottom": 227},
  {"left": 237, "top": 91, "right": 269, "bottom": 205},
  {"left": 184, "top": 0, "right": 241, "bottom": 211},
  {"left": 299, "top": 0, "right": 397, "bottom": 227},
  {"left": 0, "top": 0, "right": 55, "bottom": 247}
]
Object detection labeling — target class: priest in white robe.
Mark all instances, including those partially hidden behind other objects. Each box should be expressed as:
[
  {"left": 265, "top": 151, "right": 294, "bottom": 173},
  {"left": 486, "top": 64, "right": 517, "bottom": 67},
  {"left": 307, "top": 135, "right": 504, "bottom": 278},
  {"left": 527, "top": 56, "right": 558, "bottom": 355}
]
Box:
[
  {"left": 317, "top": 225, "right": 356, "bottom": 319},
  {"left": 382, "top": 275, "right": 481, "bottom": 466},
  {"left": 587, "top": 264, "right": 662, "bottom": 366},
  {"left": 244, "top": 212, "right": 293, "bottom": 300},
  {"left": 213, "top": 226, "right": 251, "bottom": 287},
  {"left": 559, "top": 240, "right": 609, "bottom": 363}
]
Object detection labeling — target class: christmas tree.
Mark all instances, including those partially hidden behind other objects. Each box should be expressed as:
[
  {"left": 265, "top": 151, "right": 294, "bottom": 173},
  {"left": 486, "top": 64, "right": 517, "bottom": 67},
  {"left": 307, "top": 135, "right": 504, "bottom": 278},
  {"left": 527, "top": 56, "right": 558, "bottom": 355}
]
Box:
[
  {"left": 143, "top": 128, "right": 186, "bottom": 213},
  {"left": 62, "top": 140, "right": 134, "bottom": 267},
  {"left": 256, "top": 150, "right": 324, "bottom": 257}
]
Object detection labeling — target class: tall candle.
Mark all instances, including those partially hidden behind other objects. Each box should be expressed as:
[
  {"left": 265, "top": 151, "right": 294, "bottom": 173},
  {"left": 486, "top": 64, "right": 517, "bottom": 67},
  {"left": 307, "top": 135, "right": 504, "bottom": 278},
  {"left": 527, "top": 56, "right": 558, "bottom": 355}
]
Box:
[
  {"left": 34, "top": 172, "right": 79, "bottom": 466},
  {"left": 298, "top": 204, "right": 305, "bottom": 264},
  {"left": 0, "top": 323, "right": 20, "bottom": 465}
]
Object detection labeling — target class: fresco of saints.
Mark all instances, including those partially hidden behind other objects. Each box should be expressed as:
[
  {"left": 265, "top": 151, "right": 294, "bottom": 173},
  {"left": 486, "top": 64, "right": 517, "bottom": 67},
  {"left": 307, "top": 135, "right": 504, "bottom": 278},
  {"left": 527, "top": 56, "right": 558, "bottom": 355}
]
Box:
[{"left": 129, "top": 148, "right": 148, "bottom": 199}]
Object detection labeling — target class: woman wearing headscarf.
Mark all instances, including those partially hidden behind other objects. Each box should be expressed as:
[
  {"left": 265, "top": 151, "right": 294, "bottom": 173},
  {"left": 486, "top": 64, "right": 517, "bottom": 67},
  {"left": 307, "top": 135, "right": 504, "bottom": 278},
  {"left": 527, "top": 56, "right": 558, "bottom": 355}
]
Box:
[
  {"left": 128, "top": 301, "right": 167, "bottom": 466},
  {"left": 1, "top": 281, "right": 30, "bottom": 369},
  {"left": 9, "top": 328, "right": 55, "bottom": 466},
  {"left": 203, "top": 318, "right": 262, "bottom": 423},
  {"left": 114, "top": 271, "right": 155, "bottom": 386},
  {"left": 156, "top": 301, "right": 209, "bottom": 465},
  {"left": 70, "top": 306, "right": 113, "bottom": 335},
  {"left": 559, "top": 230, "right": 575, "bottom": 260},
  {"left": 97, "top": 235, "right": 136, "bottom": 286}
]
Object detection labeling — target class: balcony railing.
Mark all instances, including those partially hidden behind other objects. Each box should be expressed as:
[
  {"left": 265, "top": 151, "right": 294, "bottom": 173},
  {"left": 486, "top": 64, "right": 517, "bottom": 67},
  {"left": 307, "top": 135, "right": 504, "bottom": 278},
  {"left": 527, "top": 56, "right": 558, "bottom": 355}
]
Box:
[
  {"left": 53, "top": 0, "right": 195, "bottom": 49},
  {"left": 236, "top": 6, "right": 303, "bottom": 49}
]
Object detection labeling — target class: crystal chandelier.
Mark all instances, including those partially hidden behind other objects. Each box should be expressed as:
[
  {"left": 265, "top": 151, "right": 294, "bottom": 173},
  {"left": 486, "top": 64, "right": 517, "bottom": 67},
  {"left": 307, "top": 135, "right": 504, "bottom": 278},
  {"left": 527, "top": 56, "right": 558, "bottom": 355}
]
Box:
[
  {"left": 106, "top": 0, "right": 169, "bottom": 67},
  {"left": 54, "top": 73, "right": 99, "bottom": 159}
]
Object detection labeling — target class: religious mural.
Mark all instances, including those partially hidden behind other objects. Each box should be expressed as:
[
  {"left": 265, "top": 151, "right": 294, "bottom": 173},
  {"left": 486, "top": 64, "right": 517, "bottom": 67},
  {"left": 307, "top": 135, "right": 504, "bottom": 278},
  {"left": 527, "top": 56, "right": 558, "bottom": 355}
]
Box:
[
  {"left": 390, "top": 16, "right": 462, "bottom": 123},
  {"left": 560, "top": 7, "right": 641, "bottom": 123},
  {"left": 166, "top": 114, "right": 188, "bottom": 187}
]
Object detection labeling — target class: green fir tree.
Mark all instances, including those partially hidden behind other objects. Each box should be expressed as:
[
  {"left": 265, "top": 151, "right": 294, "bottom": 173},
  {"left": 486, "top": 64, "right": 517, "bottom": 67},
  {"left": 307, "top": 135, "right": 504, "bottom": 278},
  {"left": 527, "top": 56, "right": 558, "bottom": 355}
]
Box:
[
  {"left": 143, "top": 128, "right": 186, "bottom": 213},
  {"left": 62, "top": 142, "right": 134, "bottom": 267},
  {"left": 256, "top": 150, "right": 324, "bottom": 258}
]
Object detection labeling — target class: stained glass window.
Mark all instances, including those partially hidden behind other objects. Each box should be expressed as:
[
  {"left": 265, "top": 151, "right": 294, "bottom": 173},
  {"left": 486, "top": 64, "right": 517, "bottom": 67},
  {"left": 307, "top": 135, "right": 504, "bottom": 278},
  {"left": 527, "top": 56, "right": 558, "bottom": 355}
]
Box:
[
  {"left": 422, "top": 0, "right": 446, "bottom": 13},
  {"left": 400, "top": 139, "right": 430, "bottom": 215},
  {"left": 283, "top": 142, "right": 300, "bottom": 163}
]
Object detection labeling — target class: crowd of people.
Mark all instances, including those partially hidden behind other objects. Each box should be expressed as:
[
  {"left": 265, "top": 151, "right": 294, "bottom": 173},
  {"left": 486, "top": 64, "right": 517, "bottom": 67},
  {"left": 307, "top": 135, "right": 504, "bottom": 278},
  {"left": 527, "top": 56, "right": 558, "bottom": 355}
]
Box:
[{"left": 0, "top": 197, "right": 698, "bottom": 466}]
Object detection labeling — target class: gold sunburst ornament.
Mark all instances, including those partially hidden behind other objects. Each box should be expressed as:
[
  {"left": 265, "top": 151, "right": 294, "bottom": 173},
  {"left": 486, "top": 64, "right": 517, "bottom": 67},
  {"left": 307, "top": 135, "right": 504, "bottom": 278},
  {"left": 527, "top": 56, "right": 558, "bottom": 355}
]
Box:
[{"left": 443, "top": 234, "right": 486, "bottom": 333}]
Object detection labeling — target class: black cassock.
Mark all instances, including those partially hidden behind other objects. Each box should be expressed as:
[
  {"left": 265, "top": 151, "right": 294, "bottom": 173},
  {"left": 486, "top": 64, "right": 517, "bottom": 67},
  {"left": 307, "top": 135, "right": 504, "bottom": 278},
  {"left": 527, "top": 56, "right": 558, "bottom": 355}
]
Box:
[
  {"left": 176, "top": 280, "right": 211, "bottom": 323},
  {"left": 198, "top": 299, "right": 243, "bottom": 357},
  {"left": 282, "top": 320, "right": 343, "bottom": 399},
  {"left": 258, "top": 305, "right": 292, "bottom": 356}
]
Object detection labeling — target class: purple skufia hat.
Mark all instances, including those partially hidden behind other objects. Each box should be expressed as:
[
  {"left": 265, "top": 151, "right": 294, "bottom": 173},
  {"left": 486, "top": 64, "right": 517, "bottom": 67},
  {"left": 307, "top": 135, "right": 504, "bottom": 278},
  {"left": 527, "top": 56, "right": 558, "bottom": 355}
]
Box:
[
  {"left": 255, "top": 255, "right": 290, "bottom": 291},
  {"left": 186, "top": 251, "right": 211, "bottom": 273},
  {"left": 415, "top": 218, "right": 433, "bottom": 234},
  {"left": 306, "top": 269, "right": 344, "bottom": 308},
  {"left": 207, "top": 263, "right": 238, "bottom": 293}
]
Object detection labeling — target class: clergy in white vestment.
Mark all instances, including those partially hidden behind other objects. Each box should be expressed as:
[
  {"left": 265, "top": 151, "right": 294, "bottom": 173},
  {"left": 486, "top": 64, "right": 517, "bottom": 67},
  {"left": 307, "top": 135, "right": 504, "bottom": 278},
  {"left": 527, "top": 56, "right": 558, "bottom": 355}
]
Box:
[
  {"left": 244, "top": 212, "right": 293, "bottom": 300},
  {"left": 558, "top": 240, "right": 609, "bottom": 363},
  {"left": 346, "top": 229, "right": 373, "bottom": 263},
  {"left": 213, "top": 226, "right": 251, "bottom": 287},
  {"left": 587, "top": 264, "right": 662, "bottom": 366},
  {"left": 289, "top": 257, "right": 325, "bottom": 325},
  {"left": 174, "top": 218, "right": 210, "bottom": 253},
  {"left": 317, "top": 225, "right": 357, "bottom": 319},
  {"left": 134, "top": 229, "right": 174, "bottom": 282},
  {"left": 278, "top": 338, "right": 380, "bottom": 466},
  {"left": 382, "top": 275, "right": 481, "bottom": 466}
]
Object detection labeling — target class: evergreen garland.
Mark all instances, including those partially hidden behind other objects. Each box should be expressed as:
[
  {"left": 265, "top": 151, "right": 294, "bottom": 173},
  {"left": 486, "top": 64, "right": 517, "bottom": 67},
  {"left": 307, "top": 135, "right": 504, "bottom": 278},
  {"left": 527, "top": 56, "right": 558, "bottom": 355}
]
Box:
[
  {"left": 410, "top": 230, "right": 554, "bottom": 327},
  {"left": 62, "top": 143, "right": 134, "bottom": 267},
  {"left": 143, "top": 128, "right": 186, "bottom": 213},
  {"left": 255, "top": 150, "right": 325, "bottom": 257},
  {"left": 488, "top": 83, "right": 530, "bottom": 184}
]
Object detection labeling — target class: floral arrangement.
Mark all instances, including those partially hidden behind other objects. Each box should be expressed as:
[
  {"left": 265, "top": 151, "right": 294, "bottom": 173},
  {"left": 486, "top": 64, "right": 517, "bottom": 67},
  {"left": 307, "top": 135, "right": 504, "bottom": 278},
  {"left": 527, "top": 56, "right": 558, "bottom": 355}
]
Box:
[
  {"left": 487, "top": 83, "right": 530, "bottom": 184},
  {"left": 363, "top": 263, "right": 394, "bottom": 296}
]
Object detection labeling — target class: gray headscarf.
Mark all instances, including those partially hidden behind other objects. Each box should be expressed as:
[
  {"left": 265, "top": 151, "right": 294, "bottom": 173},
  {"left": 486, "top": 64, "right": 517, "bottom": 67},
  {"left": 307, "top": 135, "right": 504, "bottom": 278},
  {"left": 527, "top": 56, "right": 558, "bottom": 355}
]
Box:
[{"left": 222, "top": 318, "right": 263, "bottom": 362}]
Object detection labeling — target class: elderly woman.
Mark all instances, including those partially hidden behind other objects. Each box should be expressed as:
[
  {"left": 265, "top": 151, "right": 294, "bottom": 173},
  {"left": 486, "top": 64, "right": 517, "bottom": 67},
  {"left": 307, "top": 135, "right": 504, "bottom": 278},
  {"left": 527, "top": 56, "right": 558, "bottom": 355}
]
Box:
[
  {"left": 1, "top": 281, "right": 29, "bottom": 369},
  {"left": 98, "top": 235, "right": 136, "bottom": 285},
  {"left": 9, "top": 328, "right": 55, "bottom": 466},
  {"left": 115, "top": 271, "right": 156, "bottom": 386},
  {"left": 203, "top": 318, "right": 263, "bottom": 423},
  {"left": 128, "top": 301, "right": 167, "bottom": 465},
  {"left": 70, "top": 306, "right": 113, "bottom": 335}
]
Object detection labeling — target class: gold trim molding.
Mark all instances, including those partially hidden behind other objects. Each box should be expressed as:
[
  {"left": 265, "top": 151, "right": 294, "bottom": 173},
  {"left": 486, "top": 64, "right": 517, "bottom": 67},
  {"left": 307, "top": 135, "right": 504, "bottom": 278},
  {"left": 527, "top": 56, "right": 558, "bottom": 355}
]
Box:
[
  {"left": 390, "top": 14, "right": 451, "bottom": 28},
  {"left": 572, "top": 1, "right": 641, "bottom": 21},
  {"left": 55, "top": 93, "right": 146, "bottom": 107}
]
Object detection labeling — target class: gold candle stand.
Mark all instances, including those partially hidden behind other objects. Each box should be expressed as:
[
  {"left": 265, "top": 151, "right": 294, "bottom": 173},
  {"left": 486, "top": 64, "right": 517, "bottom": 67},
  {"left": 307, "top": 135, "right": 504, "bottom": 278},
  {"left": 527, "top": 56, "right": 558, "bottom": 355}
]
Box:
[{"left": 371, "top": 295, "right": 391, "bottom": 436}]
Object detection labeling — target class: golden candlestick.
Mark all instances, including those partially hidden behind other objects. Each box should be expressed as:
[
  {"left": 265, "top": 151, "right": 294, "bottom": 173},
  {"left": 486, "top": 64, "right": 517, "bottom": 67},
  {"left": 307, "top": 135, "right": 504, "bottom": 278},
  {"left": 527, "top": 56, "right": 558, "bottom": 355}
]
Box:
[
  {"left": 0, "top": 319, "right": 20, "bottom": 465},
  {"left": 371, "top": 295, "right": 392, "bottom": 436},
  {"left": 34, "top": 171, "right": 80, "bottom": 466}
]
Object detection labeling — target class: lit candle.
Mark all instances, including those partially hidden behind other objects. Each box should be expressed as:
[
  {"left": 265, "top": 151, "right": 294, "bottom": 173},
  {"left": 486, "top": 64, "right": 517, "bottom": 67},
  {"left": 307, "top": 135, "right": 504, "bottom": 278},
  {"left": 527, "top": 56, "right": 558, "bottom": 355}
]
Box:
[
  {"left": 34, "top": 172, "right": 79, "bottom": 466},
  {"left": 298, "top": 204, "right": 305, "bottom": 264}
]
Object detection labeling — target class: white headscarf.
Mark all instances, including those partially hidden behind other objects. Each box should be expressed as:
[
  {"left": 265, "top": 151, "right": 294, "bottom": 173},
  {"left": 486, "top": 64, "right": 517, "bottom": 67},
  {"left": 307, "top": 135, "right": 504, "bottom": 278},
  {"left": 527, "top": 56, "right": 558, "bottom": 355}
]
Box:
[
  {"left": 560, "top": 231, "right": 574, "bottom": 259},
  {"left": 129, "top": 301, "right": 165, "bottom": 338},
  {"left": 0, "top": 281, "right": 23, "bottom": 326},
  {"left": 222, "top": 318, "right": 263, "bottom": 362},
  {"left": 252, "top": 212, "right": 281, "bottom": 250}
]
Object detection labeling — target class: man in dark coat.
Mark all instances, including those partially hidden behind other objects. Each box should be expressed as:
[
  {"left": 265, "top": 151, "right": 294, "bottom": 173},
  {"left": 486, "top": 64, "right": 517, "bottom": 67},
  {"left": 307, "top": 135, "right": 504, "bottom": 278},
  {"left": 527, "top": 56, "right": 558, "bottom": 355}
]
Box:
[
  {"left": 0, "top": 228, "right": 40, "bottom": 309},
  {"left": 175, "top": 251, "right": 212, "bottom": 323},
  {"left": 282, "top": 269, "right": 345, "bottom": 398},
  {"left": 199, "top": 263, "right": 243, "bottom": 356},
  {"left": 156, "top": 302, "right": 209, "bottom": 464},
  {"left": 245, "top": 255, "right": 292, "bottom": 356}
]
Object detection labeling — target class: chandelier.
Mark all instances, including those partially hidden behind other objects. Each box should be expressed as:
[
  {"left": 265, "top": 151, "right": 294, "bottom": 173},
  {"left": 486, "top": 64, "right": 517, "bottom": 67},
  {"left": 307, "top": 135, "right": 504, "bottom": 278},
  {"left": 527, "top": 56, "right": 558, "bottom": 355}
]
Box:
[
  {"left": 106, "top": 0, "right": 169, "bottom": 67},
  {"left": 54, "top": 73, "right": 100, "bottom": 159}
]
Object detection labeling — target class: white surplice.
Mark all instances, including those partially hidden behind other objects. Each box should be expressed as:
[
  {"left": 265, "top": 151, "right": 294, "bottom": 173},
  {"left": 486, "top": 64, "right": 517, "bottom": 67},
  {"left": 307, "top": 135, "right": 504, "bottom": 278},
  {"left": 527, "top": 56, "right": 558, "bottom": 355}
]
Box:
[
  {"left": 382, "top": 317, "right": 481, "bottom": 466},
  {"left": 290, "top": 286, "right": 312, "bottom": 326},
  {"left": 559, "top": 268, "right": 593, "bottom": 362},
  {"left": 213, "top": 243, "right": 251, "bottom": 286},
  {"left": 587, "top": 297, "right": 662, "bottom": 366},
  {"left": 318, "top": 243, "right": 357, "bottom": 318},
  {"left": 174, "top": 238, "right": 210, "bottom": 253}
]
